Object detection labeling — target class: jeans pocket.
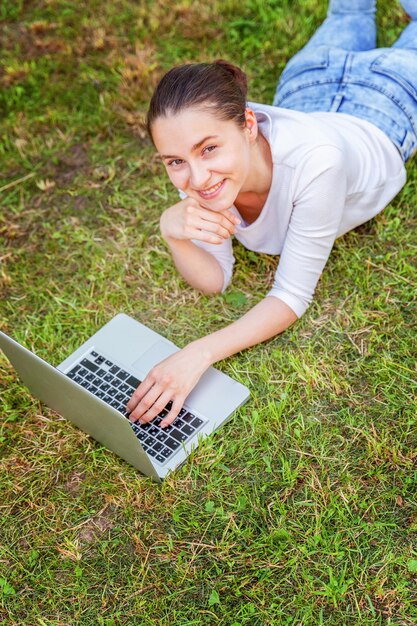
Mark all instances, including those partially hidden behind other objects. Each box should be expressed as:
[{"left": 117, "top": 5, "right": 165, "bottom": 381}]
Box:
[
  {"left": 370, "top": 50, "right": 417, "bottom": 102},
  {"left": 279, "top": 46, "right": 330, "bottom": 84}
]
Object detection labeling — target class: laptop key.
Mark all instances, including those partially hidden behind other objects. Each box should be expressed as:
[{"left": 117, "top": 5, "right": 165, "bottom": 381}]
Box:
[
  {"left": 96, "top": 368, "right": 106, "bottom": 377},
  {"left": 126, "top": 375, "right": 141, "bottom": 388},
  {"left": 148, "top": 449, "right": 157, "bottom": 457},
  {"left": 81, "top": 359, "right": 98, "bottom": 373},
  {"left": 191, "top": 417, "right": 204, "bottom": 428},
  {"left": 156, "top": 431, "right": 167, "bottom": 442},
  {"left": 161, "top": 447, "right": 172, "bottom": 458},
  {"left": 119, "top": 383, "right": 129, "bottom": 393},
  {"left": 94, "top": 356, "right": 105, "bottom": 365},
  {"left": 80, "top": 380, "right": 90, "bottom": 389},
  {"left": 105, "top": 360, "right": 113, "bottom": 366},
  {"left": 182, "top": 424, "right": 195, "bottom": 437},
  {"left": 74, "top": 375, "right": 83, "bottom": 384},
  {"left": 155, "top": 454, "right": 165, "bottom": 463},
  {"left": 145, "top": 436, "right": 155, "bottom": 446},
  {"left": 116, "top": 370, "right": 129, "bottom": 381},
  {"left": 109, "top": 365, "right": 119, "bottom": 375},
  {"left": 165, "top": 437, "right": 181, "bottom": 451},
  {"left": 170, "top": 429, "right": 187, "bottom": 443},
  {"left": 91, "top": 351, "right": 98, "bottom": 357},
  {"left": 153, "top": 442, "right": 164, "bottom": 452}
]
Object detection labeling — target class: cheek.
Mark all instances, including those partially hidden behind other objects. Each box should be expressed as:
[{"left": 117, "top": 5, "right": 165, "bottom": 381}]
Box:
[
  {"left": 212, "top": 149, "right": 245, "bottom": 175},
  {"left": 227, "top": 141, "right": 249, "bottom": 169},
  {"left": 166, "top": 167, "right": 188, "bottom": 187}
]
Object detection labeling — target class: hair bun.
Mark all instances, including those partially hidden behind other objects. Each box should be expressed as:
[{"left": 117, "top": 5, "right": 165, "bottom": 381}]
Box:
[{"left": 213, "top": 59, "right": 248, "bottom": 99}]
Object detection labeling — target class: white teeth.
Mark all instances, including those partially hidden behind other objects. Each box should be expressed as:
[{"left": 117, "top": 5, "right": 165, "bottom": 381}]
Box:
[{"left": 200, "top": 180, "right": 223, "bottom": 195}]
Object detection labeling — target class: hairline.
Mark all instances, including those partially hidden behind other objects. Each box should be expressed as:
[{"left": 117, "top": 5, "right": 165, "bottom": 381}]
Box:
[{"left": 148, "top": 102, "right": 247, "bottom": 141}]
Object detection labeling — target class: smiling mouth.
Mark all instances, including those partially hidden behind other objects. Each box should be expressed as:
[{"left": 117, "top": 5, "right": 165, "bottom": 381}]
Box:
[{"left": 198, "top": 179, "right": 225, "bottom": 198}]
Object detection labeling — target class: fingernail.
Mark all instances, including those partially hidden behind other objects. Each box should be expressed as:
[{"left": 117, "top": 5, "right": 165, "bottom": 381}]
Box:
[{"left": 160, "top": 421, "right": 167, "bottom": 428}]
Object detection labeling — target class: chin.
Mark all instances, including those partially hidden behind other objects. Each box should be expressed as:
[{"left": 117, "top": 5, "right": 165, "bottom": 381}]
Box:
[
  {"left": 205, "top": 200, "right": 234, "bottom": 212},
  {"left": 207, "top": 191, "right": 239, "bottom": 211}
]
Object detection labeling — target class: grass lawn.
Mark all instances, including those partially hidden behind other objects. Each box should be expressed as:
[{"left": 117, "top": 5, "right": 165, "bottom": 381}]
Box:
[{"left": 1, "top": 0, "right": 416, "bottom": 624}]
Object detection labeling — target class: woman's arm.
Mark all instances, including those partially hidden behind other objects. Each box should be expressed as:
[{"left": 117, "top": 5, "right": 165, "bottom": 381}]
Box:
[
  {"left": 160, "top": 196, "right": 240, "bottom": 294},
  {"left": 126, "top": 296, "right": 297, "bottom": 426},
  {"left": 163, "top": 238, "right": 225, "bottom": 294}
]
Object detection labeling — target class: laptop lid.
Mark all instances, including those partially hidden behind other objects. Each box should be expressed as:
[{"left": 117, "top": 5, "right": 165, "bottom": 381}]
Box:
[{"left": 0, "top": 331, "right": 161, "bottom": 481}]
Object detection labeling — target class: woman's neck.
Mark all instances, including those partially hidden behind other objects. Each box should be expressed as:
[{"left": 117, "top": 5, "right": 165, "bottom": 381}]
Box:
[{"left": 234, "top": 132, "right": 273, "bottom": 224}]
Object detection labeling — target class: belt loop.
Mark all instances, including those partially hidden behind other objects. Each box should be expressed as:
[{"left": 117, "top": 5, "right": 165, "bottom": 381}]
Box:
[{"left": 331, "top": 93, "right": 345, "bottom": 111}]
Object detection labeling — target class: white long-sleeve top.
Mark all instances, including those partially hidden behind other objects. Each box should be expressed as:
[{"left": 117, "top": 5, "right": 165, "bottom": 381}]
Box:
[{"left": 182, "top": 103, "right": 407, "bottom": 317}]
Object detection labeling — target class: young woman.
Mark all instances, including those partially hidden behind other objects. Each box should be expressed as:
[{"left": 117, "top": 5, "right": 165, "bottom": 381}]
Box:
[{"left": 127, "top": 0, "right": 416, "bottom": 427}]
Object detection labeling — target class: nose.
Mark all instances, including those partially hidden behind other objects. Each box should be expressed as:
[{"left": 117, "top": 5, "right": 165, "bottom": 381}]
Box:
[{"left": 189, "top": 161, "right": 211, "bottom": 190}]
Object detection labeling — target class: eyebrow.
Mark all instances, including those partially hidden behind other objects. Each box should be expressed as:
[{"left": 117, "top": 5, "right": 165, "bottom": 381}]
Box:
[{"left": 160, "top": 135, "right": 219, "bottom": 160}]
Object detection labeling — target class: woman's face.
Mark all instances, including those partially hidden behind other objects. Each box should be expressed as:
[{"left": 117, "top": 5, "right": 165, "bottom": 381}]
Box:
[{"left": 151, "top": 106, "right": 257, "bottom": 212}]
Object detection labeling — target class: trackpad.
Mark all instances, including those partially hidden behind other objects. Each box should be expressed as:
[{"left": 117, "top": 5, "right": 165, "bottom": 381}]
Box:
[{"left": 131, "top": 340, "right": 178, "bottom": 375}]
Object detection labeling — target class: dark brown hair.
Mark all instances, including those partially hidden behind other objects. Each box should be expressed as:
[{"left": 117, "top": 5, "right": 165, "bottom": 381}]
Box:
[{"left": 146, "top": 60, "right": 248, "bottom": 140}]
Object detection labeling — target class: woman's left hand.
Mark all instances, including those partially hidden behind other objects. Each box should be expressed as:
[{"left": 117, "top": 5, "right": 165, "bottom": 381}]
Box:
[{"left": 126, "top": 342, "right": 212, "bottom": 428}]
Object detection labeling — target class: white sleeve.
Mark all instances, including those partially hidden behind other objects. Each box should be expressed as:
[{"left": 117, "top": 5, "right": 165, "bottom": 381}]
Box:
[
  {"left": 268, "top": 146, "right": 347, "bottom": 317},
  {"left": 177, "top": 189, "right": 235, "bottom": 292},
  {"left": 191, "top": 238, "right": 235, "bottom": 292}
]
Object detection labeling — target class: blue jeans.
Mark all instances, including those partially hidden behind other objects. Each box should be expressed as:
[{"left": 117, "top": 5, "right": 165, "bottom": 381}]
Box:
[{"left": 273, "top": 0, "right": 417, "bottom": 161}]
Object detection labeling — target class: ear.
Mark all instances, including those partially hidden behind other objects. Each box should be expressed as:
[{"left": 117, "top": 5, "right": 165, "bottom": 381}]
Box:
[{"left": 244, "top": 107, "right": 258, "bottom": 142}]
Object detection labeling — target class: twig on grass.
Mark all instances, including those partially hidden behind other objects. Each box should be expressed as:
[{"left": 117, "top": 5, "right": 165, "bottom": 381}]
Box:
[
  {"left": 367, "top": 259, "right": 416, "bottom": 286},
  {"left": 0, "top": 172, "right": 36, "bottom": 193}
]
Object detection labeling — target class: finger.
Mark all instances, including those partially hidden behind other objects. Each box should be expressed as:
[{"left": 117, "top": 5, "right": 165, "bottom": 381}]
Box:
[
  {"left": 137, "top": 390, "right": 173, "bottom": 425},
  {"left": 160, "top": 397, "right": 183, "bottom": 428},
  {"left": 126, "top": 377, "right": 154, "bottom": 412},
  {"left": 194, "top": 218, "right": 233, "bottom": 240},
  {"left": 128, "top": 384, "right": 164, "bottom": 423},
  {"left": 188, "top": 228, "right": 228, "bottom": 245},
  {"left": 195, "top": 208, "right": 239, "bottom": 234},
  {"left": 186, "top": 211, "right": 234, "bottom": 240},
  {"left": 224, "top": 210, "right": 241, "bottom": 226}
]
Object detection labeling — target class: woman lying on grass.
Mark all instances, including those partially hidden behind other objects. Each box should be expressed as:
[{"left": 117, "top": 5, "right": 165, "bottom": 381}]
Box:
[{"left": 127, "top": 0, "right": 416, "bottom": 427}]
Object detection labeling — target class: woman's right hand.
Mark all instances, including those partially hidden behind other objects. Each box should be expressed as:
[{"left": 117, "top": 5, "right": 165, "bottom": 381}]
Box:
[{"left": 160, "top": 197, "right": 241, "bottom": 245}]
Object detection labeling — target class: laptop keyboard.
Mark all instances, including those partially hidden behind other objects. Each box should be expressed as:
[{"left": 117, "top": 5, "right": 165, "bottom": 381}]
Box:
[{"left": 65, "top": 350, "right": 205, "bottom": 465}]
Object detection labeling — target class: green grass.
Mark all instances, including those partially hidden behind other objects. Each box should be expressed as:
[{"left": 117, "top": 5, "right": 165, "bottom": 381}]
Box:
[{"left": 1, "top": 0, "right": 417, "bottom": 624}]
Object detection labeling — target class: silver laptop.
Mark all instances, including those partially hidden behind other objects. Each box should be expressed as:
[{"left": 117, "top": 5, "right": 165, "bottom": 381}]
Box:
[{"left": 0, "top": 313, "right": 250, "bottom": 481}]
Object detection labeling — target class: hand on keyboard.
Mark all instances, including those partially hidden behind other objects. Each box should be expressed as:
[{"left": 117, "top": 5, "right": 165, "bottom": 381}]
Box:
[{"left": 126, "top": 343, "right": 211, "bottom": 428}]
